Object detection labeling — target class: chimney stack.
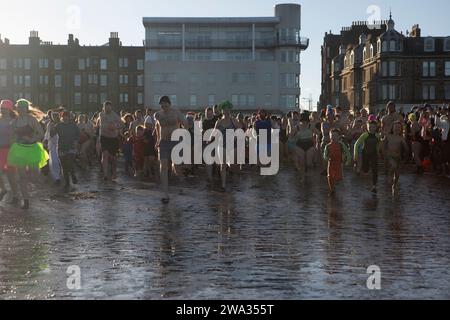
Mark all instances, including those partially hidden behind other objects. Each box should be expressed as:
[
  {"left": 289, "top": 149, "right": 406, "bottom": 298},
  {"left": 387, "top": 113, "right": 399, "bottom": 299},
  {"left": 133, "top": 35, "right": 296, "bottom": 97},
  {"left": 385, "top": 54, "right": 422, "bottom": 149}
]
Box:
[
  {"left": 410, "top": 24, "right": 421, "bottom": 38},
  {"left": 29, "top": 30, "right": 40, "bottom": 46},
  {"left": 109, "top": 32, "right": 120, "bottom": 47}
]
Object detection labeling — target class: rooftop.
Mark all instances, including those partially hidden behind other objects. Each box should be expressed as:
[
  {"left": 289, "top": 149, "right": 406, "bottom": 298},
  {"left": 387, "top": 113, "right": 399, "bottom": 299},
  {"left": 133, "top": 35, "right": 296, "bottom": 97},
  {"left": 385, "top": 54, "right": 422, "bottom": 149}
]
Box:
[{"left": 143, "top": 17, "right": 280, "bottom": 26}]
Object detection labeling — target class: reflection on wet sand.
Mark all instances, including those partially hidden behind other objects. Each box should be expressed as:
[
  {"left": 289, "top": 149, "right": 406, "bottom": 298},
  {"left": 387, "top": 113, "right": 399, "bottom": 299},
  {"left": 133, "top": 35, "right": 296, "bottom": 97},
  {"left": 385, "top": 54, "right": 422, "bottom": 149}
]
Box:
[{"left": 0, "top": 166, "right": 449, "bottom": 299}]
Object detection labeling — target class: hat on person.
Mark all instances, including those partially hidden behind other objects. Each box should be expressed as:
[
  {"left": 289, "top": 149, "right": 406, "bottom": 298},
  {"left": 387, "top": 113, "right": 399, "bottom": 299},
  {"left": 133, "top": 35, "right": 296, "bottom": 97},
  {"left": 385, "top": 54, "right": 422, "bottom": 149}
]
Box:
[
  {"left": 219, "top": 101, "right": 233, "bottom": 111},
  {"left": 368, "top": 114, "right": 378, "bottom": 122},
  {"left": 408, "top": 113, "right": 417, "bottom": 122},
  {"left": 15, "top": 98, "right": 31, "bottom": 110},
  {"left": 0, "top": 99, "right": 14, "bottom": 111}
]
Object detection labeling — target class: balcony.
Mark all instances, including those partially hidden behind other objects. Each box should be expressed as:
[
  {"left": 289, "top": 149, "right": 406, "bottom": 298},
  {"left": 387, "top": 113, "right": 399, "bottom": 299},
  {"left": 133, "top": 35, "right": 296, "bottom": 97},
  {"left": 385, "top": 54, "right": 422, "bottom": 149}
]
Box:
[
  {"left": 279, "top": 36, "right": 309, "bottom": 50},
  {"left": 145, "top": 36, "right": 309, "bottom": 50}
]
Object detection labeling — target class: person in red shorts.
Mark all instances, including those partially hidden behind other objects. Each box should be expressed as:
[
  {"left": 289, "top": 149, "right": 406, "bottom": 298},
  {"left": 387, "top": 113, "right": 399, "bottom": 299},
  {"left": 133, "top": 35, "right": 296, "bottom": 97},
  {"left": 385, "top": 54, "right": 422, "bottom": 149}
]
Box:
[{"left": 323, "top": 129, "right": 351, "bottom": 196}]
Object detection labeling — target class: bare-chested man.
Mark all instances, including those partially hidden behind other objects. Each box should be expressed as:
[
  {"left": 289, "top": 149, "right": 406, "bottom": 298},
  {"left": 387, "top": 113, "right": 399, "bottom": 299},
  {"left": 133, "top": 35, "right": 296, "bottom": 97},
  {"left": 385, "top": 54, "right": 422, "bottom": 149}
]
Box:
[
  {"left": 154, "top": 96, "right": 187, "bottom": 203},
  {"left": 381, "top": 101, "right": 404, "bottom": 137},
  {"left": 381, "top": 101, "right": 404, "bottom": 174},
  {"left": 384, "top": 121, "right": 408, "bottom": 195}
]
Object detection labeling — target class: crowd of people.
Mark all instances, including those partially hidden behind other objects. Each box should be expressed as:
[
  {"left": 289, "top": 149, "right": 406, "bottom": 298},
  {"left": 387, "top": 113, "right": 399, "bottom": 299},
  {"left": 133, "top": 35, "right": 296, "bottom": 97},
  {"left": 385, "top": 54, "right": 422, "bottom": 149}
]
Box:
[{"left": 0, "top": 96, "right": 449, "bottom": 208}]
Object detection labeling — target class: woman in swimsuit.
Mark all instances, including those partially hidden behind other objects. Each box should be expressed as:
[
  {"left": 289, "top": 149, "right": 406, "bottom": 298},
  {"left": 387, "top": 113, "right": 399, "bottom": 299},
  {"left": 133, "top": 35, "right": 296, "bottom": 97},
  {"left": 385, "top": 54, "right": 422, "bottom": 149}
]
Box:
[
  {"left": 7, "top": 99, "right": 48, "bottom": 209},
  {"left": 290, "top": 112, "right": 316, "bottom": 180}
]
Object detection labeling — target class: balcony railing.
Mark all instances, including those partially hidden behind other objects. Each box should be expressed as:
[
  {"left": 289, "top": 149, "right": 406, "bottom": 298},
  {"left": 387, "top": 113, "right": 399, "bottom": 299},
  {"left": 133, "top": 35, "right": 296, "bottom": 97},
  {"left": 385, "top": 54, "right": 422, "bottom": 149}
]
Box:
[{"left": 145, "top": 36, "right": 309, "bottom": 50}]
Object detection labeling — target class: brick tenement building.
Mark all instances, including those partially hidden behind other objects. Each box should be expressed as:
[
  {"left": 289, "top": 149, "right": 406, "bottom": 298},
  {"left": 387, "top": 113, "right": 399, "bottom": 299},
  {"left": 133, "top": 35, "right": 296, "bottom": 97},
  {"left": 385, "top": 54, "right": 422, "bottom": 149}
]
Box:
[
  {"left": 0, "top": 32, "right": 145, "bottom": 112},
  {"left": 320, "top": 16, "right": 450, "bottom": 112}
]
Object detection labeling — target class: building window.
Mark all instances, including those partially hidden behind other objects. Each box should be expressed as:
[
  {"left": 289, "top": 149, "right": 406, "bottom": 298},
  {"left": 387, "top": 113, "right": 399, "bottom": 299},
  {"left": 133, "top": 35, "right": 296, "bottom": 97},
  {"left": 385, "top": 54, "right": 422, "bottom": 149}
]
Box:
[
  {"left": 119, "top": 75, "right": 129, "bottom": 85},
  {"left": 445, "top": 84, "right": 450, "bottom": 99},
  {"left": 169, "top": 95, "right": 177, "bottom": 106},
  {"left": 153, "top": 95, "right": 161, "bottom": 106},
  {"left": 280, "top": 95, "right": 298, "bottom": 109},
  {"left": 363, "top": 48, "right": 367, "bottom": 61},
  {"left": 208, "top": 95, "right": 215, "bottom": 106},
  {"left": 39, "top": 75, "right": 49, "bottom": 85},
  {"left": 24, "top": 59, "right": 31, "bottom": 70},
  {"left": 190, "top": 95, "right": 197, "bottom": 107},
  {"left": 264, "top": 94, "right": 272, "bottom": 107},
  {"left": 0, "top": 59, "right": 7, "bottom": 70},
  {"left": 280, "top": 73, "right": 298, "bottom": 88},
  {"left": 370, "top": 45, "right": 374, "bottom": 58},
  {"left": 39, "top": 93, "right": 49, "bottom": 104},
  {"left": 0, "top": 75, "right": 7, "bottom": 87},
  {"left": 24, "top": 75, "right": 31, "bottom": 87},
  {"left": 137, "top": 75, "right": 144, "bottom": 87},
  {"left": 248, "top": 95, "right": 255, "bottom": 107},
  {"left": 88, "top": 94, "right": 98, "bottom": 103},
  {"left": 100, "top": 59, "right": 108, "bottom": 70},
  {"left": 120, "top": 93, "right": 129, "bottom": 103},
  {"left": 74, "top": 93, "right": 82, "bottom": 105},
  {"left": 14, "top": 59, "right": 24, "bottom": 69},
  {"left": 88, "top": 74, "right": 98, "bottom": 85},
  {"left": 100, "top": 75, "right": 108, "bottom": 86},
  {"left": 78, "top": 59, "right": 86, "bottom": 70},
  {"left": 382, "top": 41, "right": 388, "bottom": 52},
  {"left": 422, "top": 85, "right": 436, "bottom": 100},
  {"left": 423, "top": 61, "right": 436, "bottom": 77},
  {"left": 231, "top": 95, "right": 239, "bottom": 106},
  {"left": 55, "top": 75, "right": 62, "bottom": 88},
  {"left": 445, "top": 61, "right": 450, "bottom": 77},
  {"left": 445, "top": 38, "right": 450, "bottom": 52},
  {"left": 389, "top": 61, "right": 397, "bottom": 77},
  {"left": 74, "top": 75, "right": 81, "bottom": 87},
  {"left": 100, "top": 93, "right": 108, "bottom": 103},
  {"left": 382, "top": 84, "right": 397, "bottom": 100},
  {"left": 119, "top": 58, "right": 128, "bottom": 68},
  {"left": 39, "top": 58, "right": 49, "bottom": 69},
  {"left": 232, "top": 73, "right": 255, "bottom": 84},
  {"left": 137, "top": 92, "right": 144, "bottom": 105},
  {"left": 137, "top": 59, "right": 144, "bottom": 70},
  {"left": 54, "top": 59, "right": 62, "bottom": 70},
  {"left": 389, "top": 40, "right": 397, "bottom": 51},
  {"left": 424, "top": 38, "right": 435, "bottom": 52},
  {"left": 349, "top": 51, "right": 355, "bottom": 65}
]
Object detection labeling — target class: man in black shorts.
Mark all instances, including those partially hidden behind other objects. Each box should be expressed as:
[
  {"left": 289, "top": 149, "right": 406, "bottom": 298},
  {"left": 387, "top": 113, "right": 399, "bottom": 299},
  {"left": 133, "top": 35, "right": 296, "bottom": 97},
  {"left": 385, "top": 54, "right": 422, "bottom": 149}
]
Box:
[{"left": 98, "top": 101, "right": 122, "bottom": 181}]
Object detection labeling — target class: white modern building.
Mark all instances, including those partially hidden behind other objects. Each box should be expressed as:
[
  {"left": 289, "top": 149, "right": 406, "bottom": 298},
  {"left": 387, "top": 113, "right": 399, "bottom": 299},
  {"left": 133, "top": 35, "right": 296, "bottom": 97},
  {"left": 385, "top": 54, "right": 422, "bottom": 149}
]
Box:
[{"left": 143, "top": 3, "right": 308, "bottom": 111}]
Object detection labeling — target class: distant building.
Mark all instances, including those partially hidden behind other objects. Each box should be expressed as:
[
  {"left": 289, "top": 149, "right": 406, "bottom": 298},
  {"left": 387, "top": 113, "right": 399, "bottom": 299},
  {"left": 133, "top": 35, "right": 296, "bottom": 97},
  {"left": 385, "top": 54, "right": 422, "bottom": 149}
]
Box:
[
  {"left": 143, "top": 3, "right": 309, "bottom": 111},
  {"left": 0, "top": 31, "right": 144, "bottom": 112},
  {"left": 320, "top": 15, "right": 450, "bottom": 112}
]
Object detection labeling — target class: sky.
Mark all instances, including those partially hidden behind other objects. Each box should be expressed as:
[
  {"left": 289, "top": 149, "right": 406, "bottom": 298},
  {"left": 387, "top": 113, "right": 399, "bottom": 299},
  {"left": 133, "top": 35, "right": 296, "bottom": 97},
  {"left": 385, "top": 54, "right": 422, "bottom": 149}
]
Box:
[{"left": 1, "top": 0, "right": 449, "bottom": 108}]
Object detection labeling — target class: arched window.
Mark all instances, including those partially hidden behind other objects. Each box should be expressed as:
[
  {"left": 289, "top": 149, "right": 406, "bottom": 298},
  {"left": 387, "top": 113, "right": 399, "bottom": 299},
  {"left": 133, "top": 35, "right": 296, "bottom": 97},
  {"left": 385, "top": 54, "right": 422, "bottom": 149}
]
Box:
[
  {"left": 424, "top": 37, "right": 435, "bottom": 52},
  {"left": 363, "top": 47, "right": 367, "bottom": 61},
  {"left": 350, "top": 51, "right": 355, "bottom": 65},
  {"left": 389, "top": 39, "right": 397, "bottom": 51},
  {"left": 444, "top": 37, "right": 450, "bottom": 52},
  {"left": 377, "top": 39, "right": 381, "bottom": 54},
  {"left": 370, "top": 44, "right": 374, "bottom": 58},
  {"left": 382, "top": 41, "right": 388, "bottom": 52}
]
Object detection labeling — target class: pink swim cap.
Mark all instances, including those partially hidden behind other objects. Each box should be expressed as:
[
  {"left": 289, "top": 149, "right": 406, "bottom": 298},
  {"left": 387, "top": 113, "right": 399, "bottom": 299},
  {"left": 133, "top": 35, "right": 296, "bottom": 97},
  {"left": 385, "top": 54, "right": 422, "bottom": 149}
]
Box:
[
  {"left": 368, "top": 115, "right": 377, "bottom": 122},
  {"left": 0, "top": 99, "right": 14, "bottom": 111}
]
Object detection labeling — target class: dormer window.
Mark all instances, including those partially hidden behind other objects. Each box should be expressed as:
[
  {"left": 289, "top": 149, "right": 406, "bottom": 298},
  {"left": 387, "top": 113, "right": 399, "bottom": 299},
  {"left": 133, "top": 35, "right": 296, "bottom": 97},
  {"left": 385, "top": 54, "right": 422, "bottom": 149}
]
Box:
[
  {"left": 382, "top": 41, "right": 388, "bottom": 52},
  {"left": 350, "top": 51, "right": 355, "bottom": 65},
  {"left": 424, "top": 37, "right": 435, "bottom": 52},
  {"left": 444, "top": 37, "right": 450, "bottom": 52},
  {"left": 389, "top": 40, "right": 397, "bottom": 51}
]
